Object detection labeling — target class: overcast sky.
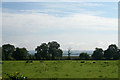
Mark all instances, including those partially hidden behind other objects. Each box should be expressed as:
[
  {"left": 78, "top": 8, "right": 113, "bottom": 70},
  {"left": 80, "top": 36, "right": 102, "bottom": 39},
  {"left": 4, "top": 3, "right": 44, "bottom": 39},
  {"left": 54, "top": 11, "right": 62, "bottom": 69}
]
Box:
[{"left": 2, "top": 2, "right": 118, "bottom": 50}]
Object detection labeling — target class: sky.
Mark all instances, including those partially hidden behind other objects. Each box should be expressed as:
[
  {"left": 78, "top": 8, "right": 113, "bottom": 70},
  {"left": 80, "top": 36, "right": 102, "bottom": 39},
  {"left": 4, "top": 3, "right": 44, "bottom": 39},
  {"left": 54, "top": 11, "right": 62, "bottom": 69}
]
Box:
[
  {"left": 2, "top": 2, "right": 118, "bottom": 50},
  {"left": 2, "top": 0, "right": 120, "bottom": 2}
]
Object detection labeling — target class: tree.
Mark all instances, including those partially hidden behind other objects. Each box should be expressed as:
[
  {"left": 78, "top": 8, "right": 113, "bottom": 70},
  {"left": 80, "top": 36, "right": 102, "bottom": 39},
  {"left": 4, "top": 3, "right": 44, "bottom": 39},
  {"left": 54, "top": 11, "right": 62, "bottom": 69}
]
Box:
[
  {"left": 56, "top": 49, "right": 63, "bottom": 60},
  {"left": 48, "top": 41, "right": 61, "bottom": 60},
  {"left": 116, "top": 49, "right": 120, "bottom": 59},
  {"left": 2, "top": 44, "right": 15, "bottom": 60},
  {"left": 35, "top": 43, "right": 49, "bottom": 59},
  {"left": 12, "top": 47, "right": 28, "bottom": 60},
  {"left": 104, "top": 44, "right": 119, "bottom": 59},
  {"left": 35, "top": 41, "right": 62, "bottom": 60},
  {"left": 0, "top": 47, "right": 2, "bottom": 60},
  {"left": 28, "top": 54, "right": 36, "bottom": 60},
  {"left": 92, "top": 48, "right": 104, "bottom": 59},
  {"left": 79, "top": 52, "right": 90, "bottom": 59},
  {"left": 35, "top": 53, "right": 41, "bottom": 60},
  {"left": 67, "top": 48, "right": 72, "bottom": 60}
]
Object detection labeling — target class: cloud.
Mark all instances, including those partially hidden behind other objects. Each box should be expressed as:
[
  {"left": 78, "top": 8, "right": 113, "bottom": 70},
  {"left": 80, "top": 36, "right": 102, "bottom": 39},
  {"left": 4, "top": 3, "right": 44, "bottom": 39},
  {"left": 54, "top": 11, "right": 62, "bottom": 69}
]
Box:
[
  {"left": 2, "top": 0, "right": 119, "bottom": 2},
  {"left": 0, "top": 7, "right": 2, "bottom": 46},
  {"left": 2, "top": 12, "right": 117, "bottom": 50},
  {"left": 3, "top": 12, "right": 117, "bottom": 31},
  {"left": 2, "top": 2, "right": 106, "bottom": 17}
]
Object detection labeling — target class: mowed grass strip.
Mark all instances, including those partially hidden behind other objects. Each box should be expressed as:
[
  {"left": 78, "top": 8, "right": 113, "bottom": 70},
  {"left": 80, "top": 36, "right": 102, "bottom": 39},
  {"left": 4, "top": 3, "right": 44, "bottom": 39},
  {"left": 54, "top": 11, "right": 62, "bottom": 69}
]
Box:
[{"left": 2, "top": 60, "right": 118, "bottom": 78}]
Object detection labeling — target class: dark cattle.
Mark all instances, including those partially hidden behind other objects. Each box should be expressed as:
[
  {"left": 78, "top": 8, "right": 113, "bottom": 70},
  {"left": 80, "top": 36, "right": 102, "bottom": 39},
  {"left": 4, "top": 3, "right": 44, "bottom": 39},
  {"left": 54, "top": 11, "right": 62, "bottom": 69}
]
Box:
[
  {"left": 93, "top": 62, "right": 96, "bottom": 63},
  {"left": 81, "top": 61, "right": 85, "bottom": 63},
  {"left": 104, "top": 62, "right": 108, "bottom": 64},
  {"left": 26, "top": 60, "right": 29, "bottom": 63},
  {"left": 30, "top": 60, "right": 33, "bottom": 63},
  {"left": 0, "top": 62, "right": 2, "bottom": 64}
]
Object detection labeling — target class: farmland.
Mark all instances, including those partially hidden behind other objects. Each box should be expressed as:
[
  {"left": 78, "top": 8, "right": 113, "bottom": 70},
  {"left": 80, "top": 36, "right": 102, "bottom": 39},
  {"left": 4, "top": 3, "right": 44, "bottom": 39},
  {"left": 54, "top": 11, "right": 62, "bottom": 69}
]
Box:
[
  {"left": 0, "top": 61, "right": 1, "bottom": 79},
  {"left": 2, "top": 60, "right": 118, "bottom": 78}
]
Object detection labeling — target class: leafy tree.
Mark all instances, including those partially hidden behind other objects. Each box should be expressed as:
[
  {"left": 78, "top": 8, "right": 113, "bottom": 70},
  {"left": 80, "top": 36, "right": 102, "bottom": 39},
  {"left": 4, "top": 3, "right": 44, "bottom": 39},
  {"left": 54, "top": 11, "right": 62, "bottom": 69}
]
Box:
[
  {"left": 79, "top": 52, "right": 90, "bottom": 59},
  {"left": 104, "top": 49, "right": 112, "bottom": 59},
  {"left": 67, "top": 48, "right": 71, "bottom": 60},
  {"left": 35, "top": 53, "right": 41, "bottom": 60},
  {"left": 104, "top": 44, "right": 119, "bottom": 59},
  {"left": 35, "top": 43, "right": 49, "bottom": 59},
  {"left": 56, "top": 49, "right": 63, "bottom": 60},
  {"left": 12, "top": 47, "right": 28, "bottom": 60},
  {"left": 2, "top": 44, "right": 15, "bottom": 60},
  {"left": 92, "top": 48, "right": 104, "bottom": 59},
  {"left": 28, "top": 54, "right": 36, "bottom": 60},
  {"left": 116, "top": 49, "right": 120, "bottom": 59},
  {"left": 35, "top": 41, "right": 62, "bottom": 60},
  {"left": 48, "top": 41, "right": 61, "bottom": 60}
]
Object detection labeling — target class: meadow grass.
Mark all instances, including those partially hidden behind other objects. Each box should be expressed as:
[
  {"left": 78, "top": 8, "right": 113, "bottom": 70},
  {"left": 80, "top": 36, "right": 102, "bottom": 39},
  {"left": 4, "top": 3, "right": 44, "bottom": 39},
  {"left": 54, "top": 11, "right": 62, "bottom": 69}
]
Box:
[{"left": 2, "top": 60, "right": 118, "bottom": 78}]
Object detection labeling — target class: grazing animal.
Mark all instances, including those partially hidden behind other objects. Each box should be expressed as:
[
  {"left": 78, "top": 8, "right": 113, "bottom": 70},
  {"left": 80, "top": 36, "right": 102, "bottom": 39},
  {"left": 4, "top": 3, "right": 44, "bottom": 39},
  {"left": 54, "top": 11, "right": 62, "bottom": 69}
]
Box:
[
  {"left": 81, "top": 61, "right": 85, "bottom": 63},
  {"left": 26, "top": 60, "right": 29, "bottom": 63},
  {"left": 93, "top": 62, "right": 96, "bottom": 63},
  {"left": 0, "top": 62, "right": 2, "bottom": 64},
  {"left": 30, "top": 60, "right": 33, "bottom": 63},
  {"left": 104, "top": 62, "right": 108, "bottom": 64}
]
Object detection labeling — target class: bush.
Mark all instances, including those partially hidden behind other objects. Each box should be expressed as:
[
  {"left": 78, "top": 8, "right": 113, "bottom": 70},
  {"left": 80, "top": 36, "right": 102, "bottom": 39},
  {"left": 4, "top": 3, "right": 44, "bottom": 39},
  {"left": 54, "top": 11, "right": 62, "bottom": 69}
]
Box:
[
  {"left": 4, "top": 72, "right": 27, "bottom": 80},
  {"left": 79, "top": 53, "right": 90, "bottom": 59}
]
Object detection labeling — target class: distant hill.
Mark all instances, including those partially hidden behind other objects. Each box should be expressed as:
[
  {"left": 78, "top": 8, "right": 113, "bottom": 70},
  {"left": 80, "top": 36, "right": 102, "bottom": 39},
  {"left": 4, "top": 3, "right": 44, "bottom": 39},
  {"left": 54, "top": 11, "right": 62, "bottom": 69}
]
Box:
[
  {"left": 28, "top": 50, "right": 93, "bottom": 56},
  {"left": 28, "top": 50, "right": 36, "bottom": 55},
  {"left": 63, "top": 50, "right": 93, "bottom": 56}
]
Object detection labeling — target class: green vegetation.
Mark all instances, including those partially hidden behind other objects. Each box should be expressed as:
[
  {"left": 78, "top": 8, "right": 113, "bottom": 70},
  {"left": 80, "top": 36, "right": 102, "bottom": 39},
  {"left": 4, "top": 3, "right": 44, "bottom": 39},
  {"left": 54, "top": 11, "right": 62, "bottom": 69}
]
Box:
[
  {"left": 35, "top": 41, "right": 62, "bottom": 60},
  {"left": 0, "top": 61, "right": 1, "bottom": 79},
  {"left": 2, "top": 42, "right": 120, "bottom": 60},
  {"left": 79, "top": 52, "right": 90, "bottom": 59},
  {"left": 4, "top": 72, "right": 27, "bottom": 80},
  {"left": 2, "top": 60, "right": 118, "bottom": 78},
  {"left": 92, "top": 48, "right": 104, "bottom": 59},
  {"left": 2, "top": 42, "right": 120, "bottom": 79}
]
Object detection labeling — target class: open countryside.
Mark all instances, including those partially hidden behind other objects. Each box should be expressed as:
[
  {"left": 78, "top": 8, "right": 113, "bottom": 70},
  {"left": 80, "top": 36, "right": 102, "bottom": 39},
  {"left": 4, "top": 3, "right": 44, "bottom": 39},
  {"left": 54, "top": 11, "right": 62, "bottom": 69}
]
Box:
[
  {"left": 2, "top": 60, "right": 118, "bottom": 78},
  {"left": 2, "top": 2, "right": 119, "bottom": 80},
  {"left": 2, "top": 42, "right": 120, "bottom": 79}
]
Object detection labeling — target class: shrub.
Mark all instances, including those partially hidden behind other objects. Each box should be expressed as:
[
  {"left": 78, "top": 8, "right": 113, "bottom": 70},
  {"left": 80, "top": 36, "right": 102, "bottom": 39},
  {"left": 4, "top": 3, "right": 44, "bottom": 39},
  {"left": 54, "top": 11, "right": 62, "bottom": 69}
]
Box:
[
  {"left": 26, "top": 60, "right": 33, "bottom": 63},
  {"left": 4, "top": 72, "right": 27, "bottom": 80},
  {"left": 79, "top": 53, "right": 90, "bottom": 59}
]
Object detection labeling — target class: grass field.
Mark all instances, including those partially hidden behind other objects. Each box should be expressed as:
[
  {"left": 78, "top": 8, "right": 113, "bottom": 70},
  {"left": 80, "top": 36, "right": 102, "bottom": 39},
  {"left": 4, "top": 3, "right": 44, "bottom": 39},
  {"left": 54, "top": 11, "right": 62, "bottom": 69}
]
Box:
[
  {"left": 0, "top": 61, "right": 1, "bottom": 79},
  {"left": 2, "top": 60, "right": 119, "bottom": 78}
]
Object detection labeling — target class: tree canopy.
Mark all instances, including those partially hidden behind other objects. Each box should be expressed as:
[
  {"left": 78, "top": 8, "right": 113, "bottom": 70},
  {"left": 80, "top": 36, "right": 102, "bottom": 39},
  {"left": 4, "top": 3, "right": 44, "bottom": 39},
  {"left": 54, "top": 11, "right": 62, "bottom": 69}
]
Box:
[
  {"left": 92, "top": 48, "right": 104, "bottom": 59},
  {"left": 2, "top": 44, "right": 28, "bottom": 60},
  {"left": 12, "top": 47, "right": 28, "bottom": 60},
  {"left": 104, "top": 44, "right": 120, "bottom": 59},
  {"left": 2, "top": 43, "right": 120, "bottom": 60},
  {"left": 35, "top": 41, "right": 63, "bottom": 60},
  {"left": 79, "top": 52, "right": 90, "bottom": 59},
  {"left": 2, "top": 44, "right": 15, "bottom": 60}
]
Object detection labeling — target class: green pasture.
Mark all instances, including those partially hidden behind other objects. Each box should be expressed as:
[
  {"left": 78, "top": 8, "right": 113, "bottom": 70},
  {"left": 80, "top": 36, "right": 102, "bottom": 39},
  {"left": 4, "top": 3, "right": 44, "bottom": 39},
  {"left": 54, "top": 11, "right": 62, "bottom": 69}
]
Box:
[
  {"left": 2, "top": 60, "right": 119, "bottom": 78},
  {"left": 0, "top": 61, "right": 1, "bottom": 79}
]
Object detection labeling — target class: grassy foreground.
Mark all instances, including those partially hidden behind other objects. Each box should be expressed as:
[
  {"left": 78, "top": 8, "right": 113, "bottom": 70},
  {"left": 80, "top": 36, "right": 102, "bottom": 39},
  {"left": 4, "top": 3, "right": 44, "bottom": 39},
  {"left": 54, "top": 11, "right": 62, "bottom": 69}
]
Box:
[
  {"left": 2, "top": 60, "right": 118, "bottom": 78},
  {"left": 0, "top": 61, "right": 2, "bottom": 79}
]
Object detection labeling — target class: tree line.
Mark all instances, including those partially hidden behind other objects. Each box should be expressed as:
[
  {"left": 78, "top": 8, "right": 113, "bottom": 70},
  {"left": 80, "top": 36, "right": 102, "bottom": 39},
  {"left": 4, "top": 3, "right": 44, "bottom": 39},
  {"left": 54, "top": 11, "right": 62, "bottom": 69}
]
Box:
[
  {"left": 79, "top": 44, "right": 120, "bottom": 60},
  {"left": 2, "top": 41, "right": 62, "bottom": 60},
  {"left": 1, "top": 41, "right": 120, "bottom": 60}
]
